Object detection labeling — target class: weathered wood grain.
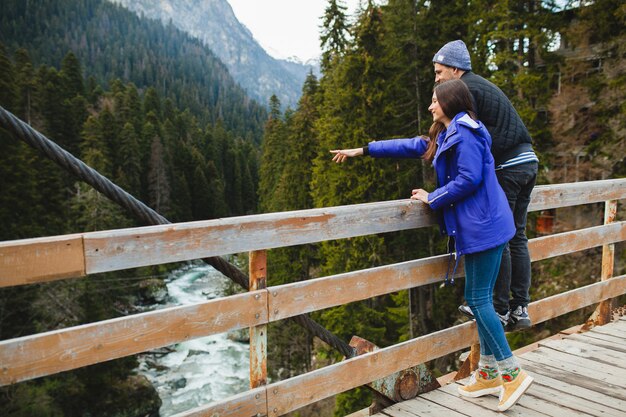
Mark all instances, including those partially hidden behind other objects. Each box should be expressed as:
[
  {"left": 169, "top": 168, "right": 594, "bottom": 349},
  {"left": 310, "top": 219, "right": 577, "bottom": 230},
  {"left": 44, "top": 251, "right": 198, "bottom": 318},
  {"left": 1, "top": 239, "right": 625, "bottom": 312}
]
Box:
[
  {"left": 565, "top": 333, "right": 626, "bottom": 353},
  {"left": 269, "top": 254, "right": 461, "bottom": 321},
  {"left": 386, "top": 397, "right": 467, "bottom": 416},
  {"left": 171, "top": 387, "right": 266, "bottom": 417},
  {"left": 83, "top": 199, "right": 435, "bottom": 274},
  {"left": 589, "top": 324, "right": 626, "bottom": 339},
  {"left": 270, "top": 226, "right": 624, "bottom": 322},
  {"left": 0, "top": 290, "right": 267, "bottom": 386},
  {"left": 525, "top": 378, "right": 625, "bottom": 417},
  {"left": 528, "top": 274, "right": 626, "bottom": 325},
  {"left": 528, "top": 221, "right": 625, "bottom": 262},
  {"left": 417, "top": 388, "right": 503, "bottom": 416},
  {"left": 539, "top": 338, "right": 626, "bottom": 369},
  {"left": 519, "top": 358, "right": 626, "bottom": 401},
  {"left": 528, "top": 178, "right": 626, "bottom": 211},
  {"left": 0, "top": 234, "right": 85, "bottom": 287},
  {"left": 522, "top": 350, "right": 626, "bottom": 387},
  {"left": 439, "top": 383, "right": 546, "bottom": 417},
  {"left": 1, "top": 180, "right": 623, "bottom": 286},
  {"left": 264, "top": 321, "right": 480, "bottom": 417},
  {"left": 523, "top": 364, "right": 626, "bottom": 412}
]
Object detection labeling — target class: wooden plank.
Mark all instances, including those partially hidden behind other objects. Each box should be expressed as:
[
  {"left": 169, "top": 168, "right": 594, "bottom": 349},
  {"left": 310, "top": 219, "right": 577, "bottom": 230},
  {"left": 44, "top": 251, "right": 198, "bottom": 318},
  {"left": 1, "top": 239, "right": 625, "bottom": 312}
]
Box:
[
  {"left": 419, "top": 387, "right": 502, "bottom": 416},
  {"left": 0, "top": 290, "right": 267, "bottom": 385},
  {"left": 528, "top": 178, "right": 626, "bottom": 212},
  {"left": 526, "top": 347, "right": 624, "bottom": 379},
  {"left": 521, "top": 350, "right": 626, "bottom": 388},
  {"left": 516, "top": 392, "right": 596, "bottom": 417},
  {"left": 565, "top": 333, "right": 626, "bottom": 353},
  {"left": 528, "top": 222, "right": 625, "bottom": 262},
  {"left": 519, "top": 358, "right": 626, "bottom": 401},
  {"left": 76, "top": 183, "right": 626, "bottom": 275},
  {"left": 519, "top": 366, "right": 626, "bottom": 412},
  {"left": 577, "top": 328, "right": 626, "bottom": 345},
  {"left": 588, "top": 325, "right": 626, "bottom": 339},
  {"left": 611, "top": 319, "right": 626, "bottom": 329},
  {"left": 83, "top": 199, "right": 436, "bottom": 274},
  {"left": 439, "top": 383, "right": 547, "bottom": 417},
  {"left": 264, "top": 321, "right": 480, "bottom": 417},
  {"left": 539, "top": 338, "right": 626, "bottom": 369},
  {"left": 0, "top": 234, "right": 85, "bottom": 287},
  {"left": 528, "top": 274, "right": 626, "bottom": 326},
  {"left": 269, "top": 254, "right": 463, "bottom": 321},
  {"left": 171, "top": 387, "right": 266, "bottom": 417},
  {"left": 271, "top": 234, "right": 625, "bottom": 323},
  {"left": 523, "top": 382, "right": 625, "bottom": 417},
  {"left": 2, "top": 198, "right": 622, "bottom": 287},
  {"left": 384, "top": 398, "right": 467, "bottom": 417}
]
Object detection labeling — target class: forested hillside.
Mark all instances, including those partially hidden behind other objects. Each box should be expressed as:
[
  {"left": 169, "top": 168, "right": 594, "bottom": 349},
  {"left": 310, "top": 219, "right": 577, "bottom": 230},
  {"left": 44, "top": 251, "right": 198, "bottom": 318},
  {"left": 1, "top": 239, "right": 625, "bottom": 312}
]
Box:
[
  {"left": 0, "top": 0, "right": 267, "bottom": 142},
  {"left": 0, "top": 1, "right": 266, "bottom": 415},
  {"left": 258, "top": 1, "right": 625, "bottom": 415}
]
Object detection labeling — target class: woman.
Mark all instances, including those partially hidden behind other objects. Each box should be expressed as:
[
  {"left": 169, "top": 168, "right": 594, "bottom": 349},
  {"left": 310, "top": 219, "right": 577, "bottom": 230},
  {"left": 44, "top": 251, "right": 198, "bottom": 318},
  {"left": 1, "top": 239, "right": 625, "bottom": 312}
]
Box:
[{"left": 330, "top": 79, "right": 533, "bottom": 412}]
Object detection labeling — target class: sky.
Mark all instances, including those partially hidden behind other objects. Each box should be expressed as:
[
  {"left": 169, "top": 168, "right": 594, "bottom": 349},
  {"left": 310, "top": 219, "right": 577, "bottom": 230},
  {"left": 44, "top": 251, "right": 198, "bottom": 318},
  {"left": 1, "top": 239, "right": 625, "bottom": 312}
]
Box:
[{"left": 228, "top": 0, "right": 363, "bottom": 62}]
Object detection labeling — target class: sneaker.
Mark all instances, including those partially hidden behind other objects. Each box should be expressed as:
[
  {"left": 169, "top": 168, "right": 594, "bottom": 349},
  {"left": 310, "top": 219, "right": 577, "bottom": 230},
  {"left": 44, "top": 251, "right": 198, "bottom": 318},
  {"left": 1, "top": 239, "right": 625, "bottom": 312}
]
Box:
[
  {"left": 458, "top": 370, "right": 503, "bottom": 398},
  {"left": 458, "top": 305, "right": 509, "bottom": 328},
  {"left": 497, "top": 369, "right": 534, "bottom": 411},
  {"left": 508, "top": 306, "right": 532, "bottom": 330},
  {"left": 458, "top": 304, "right": 474, "bottom": 319}
]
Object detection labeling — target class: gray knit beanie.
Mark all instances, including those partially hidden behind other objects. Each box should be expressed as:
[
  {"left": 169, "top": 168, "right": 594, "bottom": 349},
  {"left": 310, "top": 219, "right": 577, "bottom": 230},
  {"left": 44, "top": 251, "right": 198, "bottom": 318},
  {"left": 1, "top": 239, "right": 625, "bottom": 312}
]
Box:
[{"left": 432, "top": 40, "right": 472, "bottom": 71}]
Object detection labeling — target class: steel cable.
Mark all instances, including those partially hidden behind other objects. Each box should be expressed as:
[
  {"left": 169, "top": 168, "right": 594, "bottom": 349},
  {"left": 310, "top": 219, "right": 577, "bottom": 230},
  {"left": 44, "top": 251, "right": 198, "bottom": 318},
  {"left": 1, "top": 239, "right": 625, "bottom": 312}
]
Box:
[{"left": 0, "top": 105, "right": 355, "bottom": 358}]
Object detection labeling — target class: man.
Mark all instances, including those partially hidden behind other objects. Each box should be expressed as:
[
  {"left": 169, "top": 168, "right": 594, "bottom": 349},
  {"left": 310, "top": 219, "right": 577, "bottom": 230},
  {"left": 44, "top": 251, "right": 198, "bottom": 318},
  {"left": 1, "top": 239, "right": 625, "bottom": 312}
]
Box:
[{"left": 432, "top": 40, "right": 539, "bottom": 331}]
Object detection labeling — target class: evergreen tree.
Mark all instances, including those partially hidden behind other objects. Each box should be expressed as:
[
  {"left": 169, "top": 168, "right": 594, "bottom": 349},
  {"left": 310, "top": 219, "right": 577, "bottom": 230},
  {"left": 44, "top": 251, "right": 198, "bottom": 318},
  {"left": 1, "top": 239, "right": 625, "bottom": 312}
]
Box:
[
  {"left": 13, "top": 48, "right": 36, "bottom": 124},
  {"left": 0, "top": 42, "right": 17, "bottom": 110},
  {"left": 320, "top": 0, "right": 350, "bottom": 71},
  {"left": 258, "top": 95, "right": 287, "bottom": 212}
]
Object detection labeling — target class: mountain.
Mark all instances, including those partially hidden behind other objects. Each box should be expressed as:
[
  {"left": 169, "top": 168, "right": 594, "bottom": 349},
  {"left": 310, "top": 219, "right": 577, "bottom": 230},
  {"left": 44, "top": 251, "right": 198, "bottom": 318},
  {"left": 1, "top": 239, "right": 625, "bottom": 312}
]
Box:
[
  {"left": 0, "top": 0, "right": 268, "bottom": 143},
  {"left": 109, "top": 0, "right": 319, "bottom": 108}
]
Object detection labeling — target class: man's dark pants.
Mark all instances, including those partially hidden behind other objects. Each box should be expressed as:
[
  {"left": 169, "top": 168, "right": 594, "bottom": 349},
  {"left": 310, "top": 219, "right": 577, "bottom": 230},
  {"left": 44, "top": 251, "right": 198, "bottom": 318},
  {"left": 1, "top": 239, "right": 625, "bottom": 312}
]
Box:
[{"left": 493, "top": 162, "right": 538, "bottom": 315}]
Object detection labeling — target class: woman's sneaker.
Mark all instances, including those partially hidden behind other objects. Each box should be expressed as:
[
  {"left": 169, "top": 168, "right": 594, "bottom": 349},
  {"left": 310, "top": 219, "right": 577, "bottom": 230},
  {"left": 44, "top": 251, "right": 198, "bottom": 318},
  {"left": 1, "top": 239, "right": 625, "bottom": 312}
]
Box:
[
  {"left": 498, "top": 370, "right": 534, "bottom": 411},
  {"left": 508, "top": 306, "right": 531, "bottom": 330},
  {"left": 458, "top": 370, "right": 503, "bottom": 398}
]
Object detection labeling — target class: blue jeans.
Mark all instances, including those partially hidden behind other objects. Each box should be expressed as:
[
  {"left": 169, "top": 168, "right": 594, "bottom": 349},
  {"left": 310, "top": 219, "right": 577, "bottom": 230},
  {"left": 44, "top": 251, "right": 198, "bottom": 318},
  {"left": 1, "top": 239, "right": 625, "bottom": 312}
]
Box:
[
  {"left": 465, "top": 244, "right": 512, "bottom": 361},
  {"left": 493, "top": 162, "right": 538, "bottom": 314}
]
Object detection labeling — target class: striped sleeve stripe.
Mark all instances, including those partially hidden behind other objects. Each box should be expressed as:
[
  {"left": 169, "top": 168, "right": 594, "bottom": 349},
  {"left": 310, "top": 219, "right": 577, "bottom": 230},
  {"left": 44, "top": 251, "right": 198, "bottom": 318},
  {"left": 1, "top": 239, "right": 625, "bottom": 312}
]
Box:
[{"left": 496, "top": 152, "right": 539, "bottom": 170}]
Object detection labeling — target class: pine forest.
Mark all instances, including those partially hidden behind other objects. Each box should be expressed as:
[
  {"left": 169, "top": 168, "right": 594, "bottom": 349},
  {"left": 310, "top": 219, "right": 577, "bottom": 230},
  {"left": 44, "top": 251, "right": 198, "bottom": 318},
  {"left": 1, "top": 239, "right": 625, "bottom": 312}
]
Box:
[{"left": 0, "top": 0, "right": 624, "bottom": 416}]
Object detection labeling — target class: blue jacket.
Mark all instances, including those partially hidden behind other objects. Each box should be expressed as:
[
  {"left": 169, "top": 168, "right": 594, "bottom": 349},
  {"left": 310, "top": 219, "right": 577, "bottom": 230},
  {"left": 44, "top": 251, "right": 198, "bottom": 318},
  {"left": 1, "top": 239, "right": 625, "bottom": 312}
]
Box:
[{"left": 368, "top": 112, "right": 515, "bottom": 256}]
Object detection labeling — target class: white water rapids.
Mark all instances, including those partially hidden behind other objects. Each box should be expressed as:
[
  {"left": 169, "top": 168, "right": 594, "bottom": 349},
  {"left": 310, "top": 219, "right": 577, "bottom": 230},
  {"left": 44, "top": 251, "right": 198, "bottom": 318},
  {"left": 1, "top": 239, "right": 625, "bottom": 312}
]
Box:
[{"left": 136, "top": 264, "right": 250, "bottom": 416}]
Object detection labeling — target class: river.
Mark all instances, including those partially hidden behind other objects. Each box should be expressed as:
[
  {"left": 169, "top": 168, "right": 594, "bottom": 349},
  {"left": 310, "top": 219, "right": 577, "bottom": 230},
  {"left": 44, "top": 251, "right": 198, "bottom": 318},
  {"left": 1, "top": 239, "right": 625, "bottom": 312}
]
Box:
[{"left": 136, "top": 264, "right": 250, "bottom": 416}]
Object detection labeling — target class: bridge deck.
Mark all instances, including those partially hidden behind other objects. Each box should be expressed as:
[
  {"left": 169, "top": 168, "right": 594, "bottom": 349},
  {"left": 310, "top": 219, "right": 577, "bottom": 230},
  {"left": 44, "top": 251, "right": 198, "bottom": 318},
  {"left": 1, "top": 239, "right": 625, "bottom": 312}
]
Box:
[{"left": 373, "top": 317, "right": 626, "bottom": 417}]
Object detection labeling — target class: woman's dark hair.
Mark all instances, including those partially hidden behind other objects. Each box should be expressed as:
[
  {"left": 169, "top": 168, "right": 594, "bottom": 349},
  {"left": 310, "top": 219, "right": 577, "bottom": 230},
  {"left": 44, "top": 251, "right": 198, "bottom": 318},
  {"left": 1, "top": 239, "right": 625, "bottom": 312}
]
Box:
[{"left": 423, "top": 79, "right": 477, "bottom": 161}]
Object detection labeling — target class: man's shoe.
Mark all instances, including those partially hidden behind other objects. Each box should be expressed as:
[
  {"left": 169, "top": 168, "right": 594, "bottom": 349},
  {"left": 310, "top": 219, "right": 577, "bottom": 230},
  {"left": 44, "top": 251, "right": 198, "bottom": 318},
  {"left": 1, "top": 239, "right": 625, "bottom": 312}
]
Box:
[
  {"left": 458, "top": 304, "right": 474, "bottom": 319},
  {"left": 458, "top": 305, "right": 509, "bottom": 328},
  {"left": 498, "top": 370, "right": 534, "bottom": 411},
  {"left": 458, "top": 370, "right": 503, "bottom": 398},
  {"left": 508, "top": 306, "right": 531, "bottom": 331}
]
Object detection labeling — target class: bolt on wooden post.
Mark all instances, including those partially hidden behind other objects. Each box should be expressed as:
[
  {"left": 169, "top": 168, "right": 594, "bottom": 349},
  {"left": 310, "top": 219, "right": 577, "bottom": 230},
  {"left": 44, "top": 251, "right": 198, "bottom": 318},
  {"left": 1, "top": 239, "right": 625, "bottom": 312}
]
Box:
[{"left": 249, "top": 250, "right": 268, "bottom": 388}]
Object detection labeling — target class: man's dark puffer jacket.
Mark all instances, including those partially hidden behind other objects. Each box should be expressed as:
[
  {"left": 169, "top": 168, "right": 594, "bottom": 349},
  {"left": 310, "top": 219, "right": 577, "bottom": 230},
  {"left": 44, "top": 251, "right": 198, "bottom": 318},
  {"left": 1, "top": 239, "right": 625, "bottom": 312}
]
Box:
[{"left": 461, "top": 71, "right": 533, "bottom": 166}]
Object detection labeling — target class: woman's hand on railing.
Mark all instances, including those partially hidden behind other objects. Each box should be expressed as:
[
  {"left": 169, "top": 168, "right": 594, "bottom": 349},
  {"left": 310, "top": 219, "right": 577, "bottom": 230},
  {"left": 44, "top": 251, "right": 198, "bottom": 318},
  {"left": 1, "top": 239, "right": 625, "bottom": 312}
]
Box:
[
  {"left": 411, "top": 188, "right": 430, "bottom": 204},
  {"left": 330, "top": 148, "right": 363, "bottom": 163}
]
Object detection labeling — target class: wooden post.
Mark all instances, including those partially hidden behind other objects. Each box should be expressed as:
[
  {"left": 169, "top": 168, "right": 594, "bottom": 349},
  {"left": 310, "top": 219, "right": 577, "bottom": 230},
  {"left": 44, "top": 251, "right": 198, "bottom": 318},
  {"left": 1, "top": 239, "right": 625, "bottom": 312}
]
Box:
[
  {"left": 588, "top": 200, "right": 617, "bottom": 326},
  {"left": 454, "top": 343, "right": 480, "bottom": 380},
  {"left": 249, "top": 250, "right": 267, "bottom": 388}
]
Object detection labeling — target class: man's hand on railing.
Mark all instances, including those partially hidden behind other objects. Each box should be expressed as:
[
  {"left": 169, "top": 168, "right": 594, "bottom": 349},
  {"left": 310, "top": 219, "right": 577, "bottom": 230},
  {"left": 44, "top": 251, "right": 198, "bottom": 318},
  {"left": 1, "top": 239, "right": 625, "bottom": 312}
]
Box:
[{"left": 330, "top": 147, "right": 364, "bottom": 163}]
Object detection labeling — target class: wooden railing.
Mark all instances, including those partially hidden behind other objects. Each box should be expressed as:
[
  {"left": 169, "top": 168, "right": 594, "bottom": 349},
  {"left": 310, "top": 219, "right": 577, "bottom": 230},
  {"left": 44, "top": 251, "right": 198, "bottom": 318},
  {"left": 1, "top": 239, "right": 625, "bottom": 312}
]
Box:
[{"left": 0, "top": 178, "right": 624, "bottom": 417}]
